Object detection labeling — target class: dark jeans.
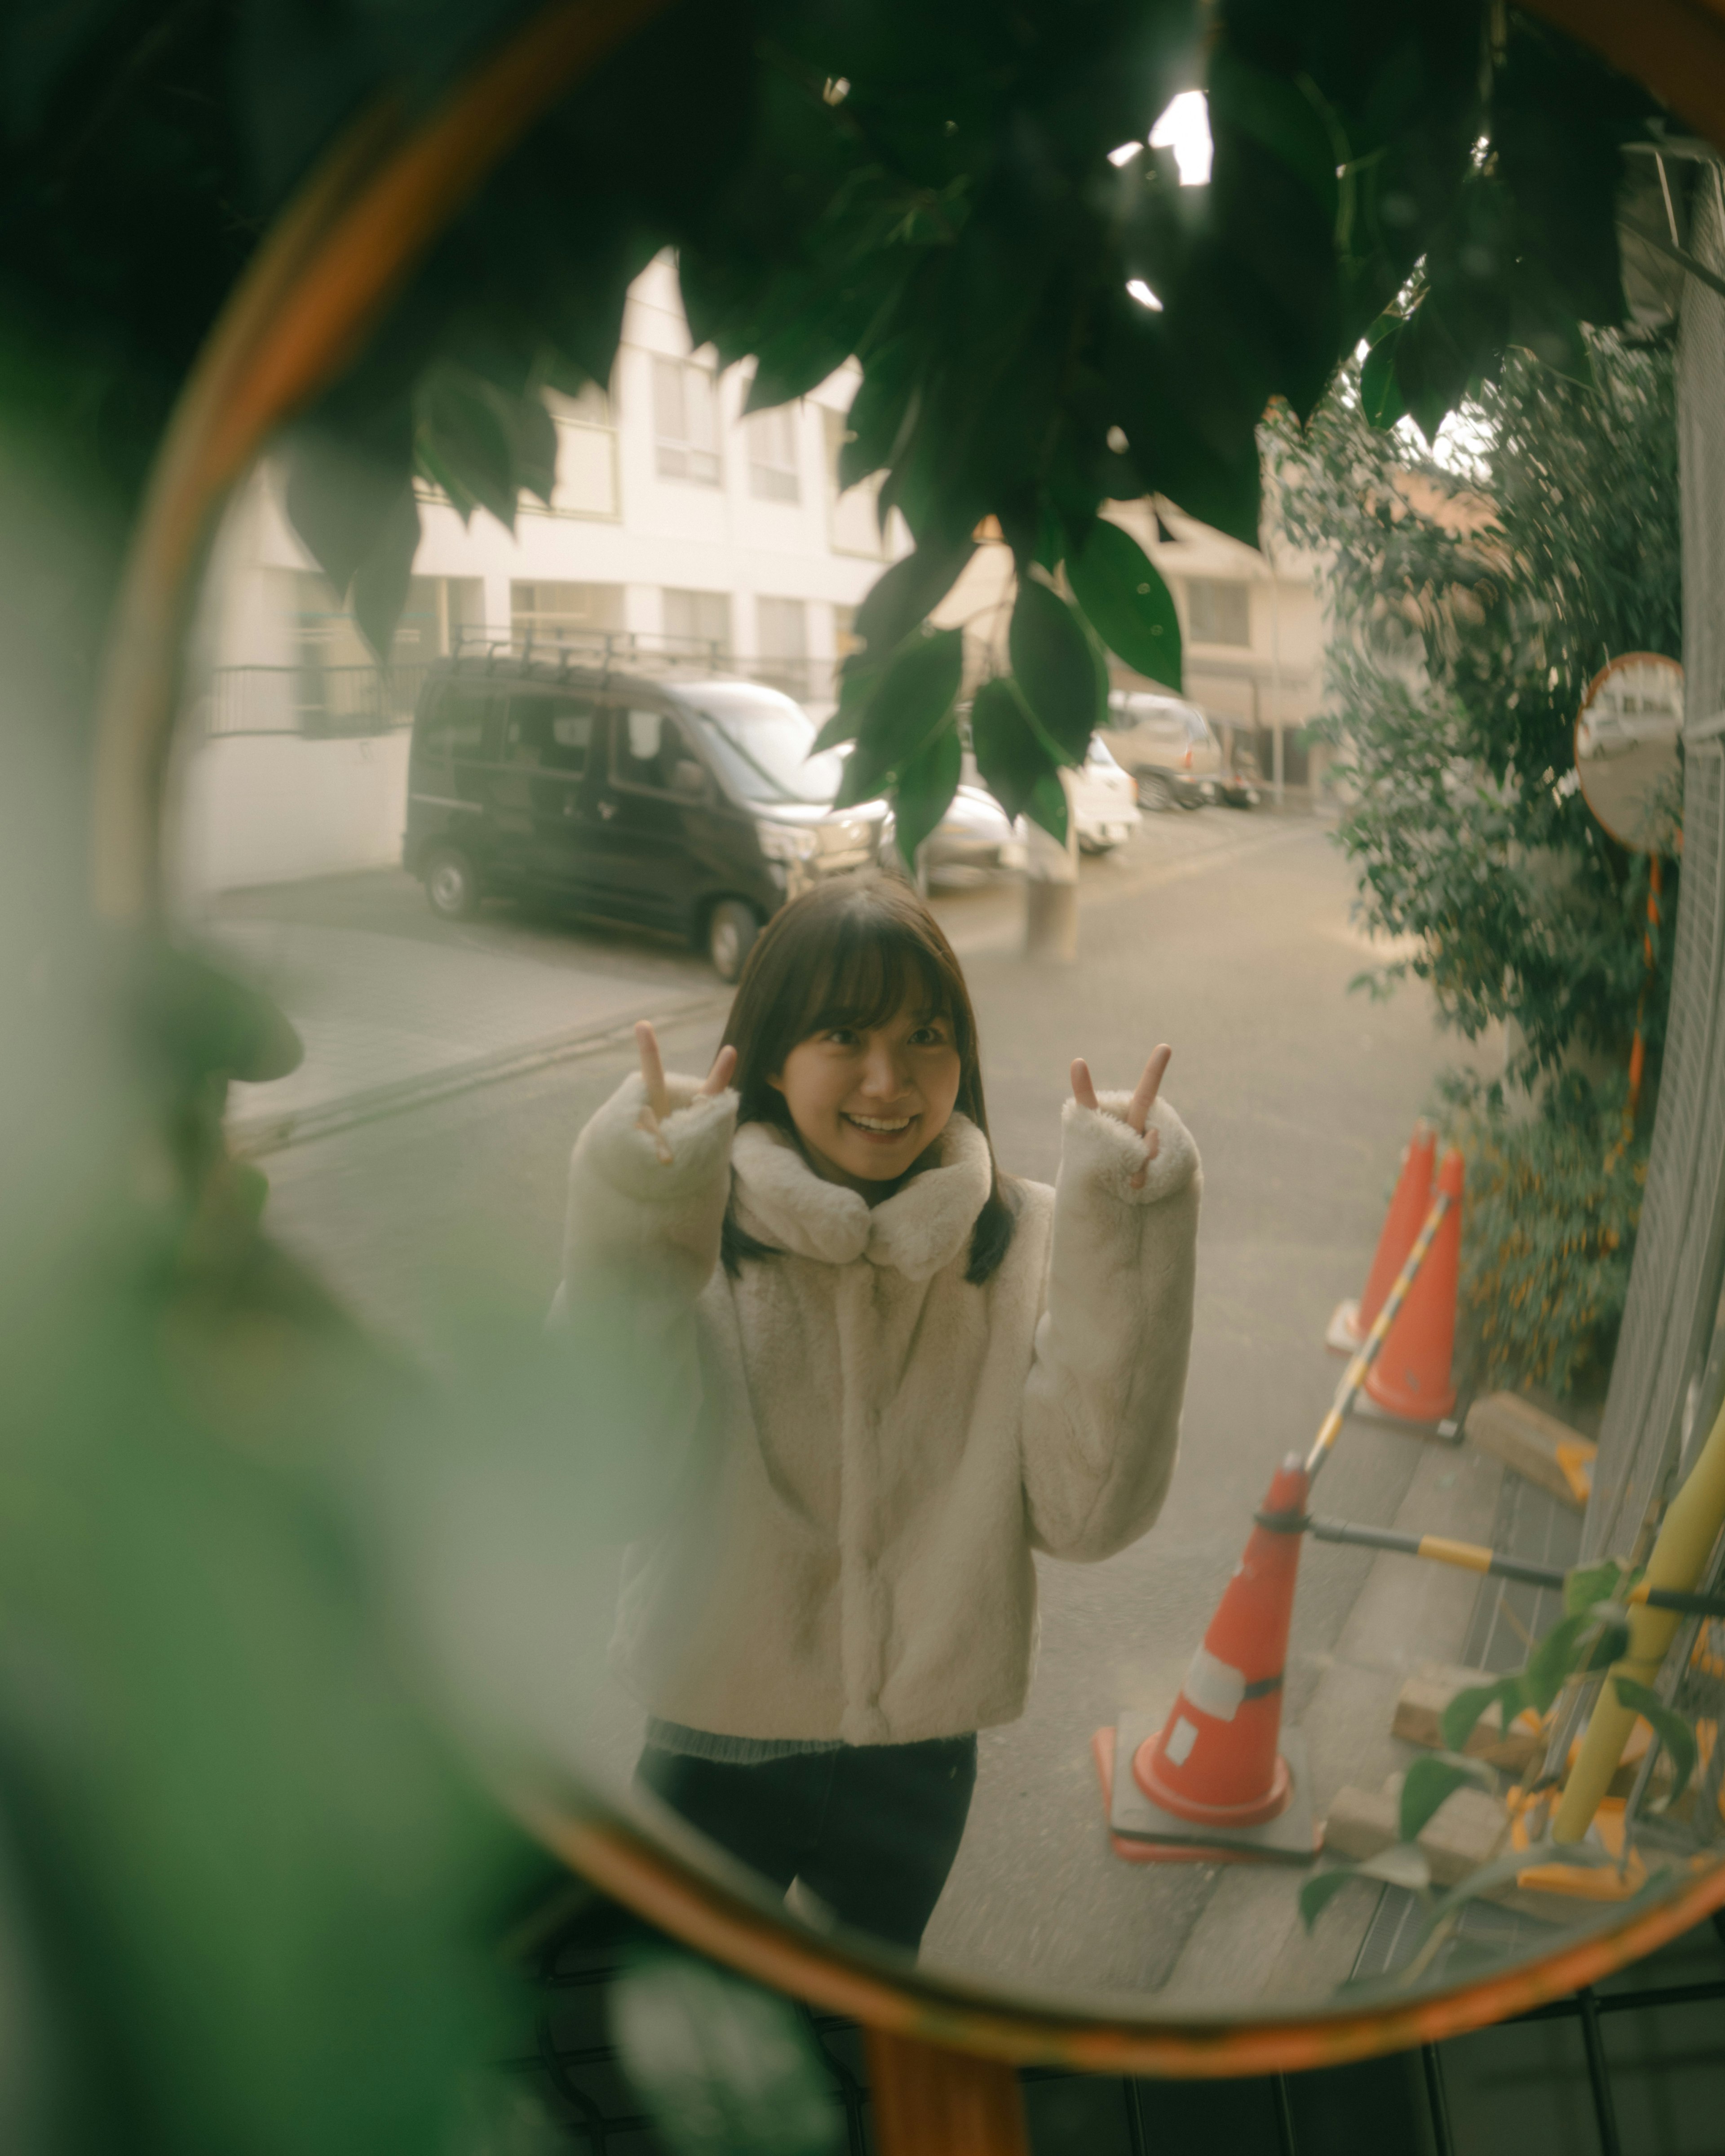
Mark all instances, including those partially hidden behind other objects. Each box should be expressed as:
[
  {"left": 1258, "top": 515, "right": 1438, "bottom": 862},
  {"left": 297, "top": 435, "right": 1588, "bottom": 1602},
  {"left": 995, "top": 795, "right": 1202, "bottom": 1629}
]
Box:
[{"left": 636, "top": 1734, "right": 978, "bottom": 1953}]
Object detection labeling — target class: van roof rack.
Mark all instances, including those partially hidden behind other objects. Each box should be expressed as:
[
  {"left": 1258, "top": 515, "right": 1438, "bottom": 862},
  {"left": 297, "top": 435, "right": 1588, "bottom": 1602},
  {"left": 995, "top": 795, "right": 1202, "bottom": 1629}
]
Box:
[
  {"left": 449, "top": 627, "right": 743, "bottom": 687},
  {"left": 441, "top": 629, "right": 835, "bottom": 707}
]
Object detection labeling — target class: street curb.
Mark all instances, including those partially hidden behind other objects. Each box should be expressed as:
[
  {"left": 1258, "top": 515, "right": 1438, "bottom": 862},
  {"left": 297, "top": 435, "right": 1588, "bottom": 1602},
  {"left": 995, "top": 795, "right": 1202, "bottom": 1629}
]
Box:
[{"left": 228, "top": 992, "right": 731, "bottom": 1158}]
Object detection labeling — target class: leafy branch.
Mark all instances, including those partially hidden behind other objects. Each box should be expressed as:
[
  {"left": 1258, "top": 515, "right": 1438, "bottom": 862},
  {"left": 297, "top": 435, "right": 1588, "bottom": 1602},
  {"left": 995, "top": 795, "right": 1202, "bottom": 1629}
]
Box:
[{"left": 1300, "top": 1559, "right": 1697, "bottom": 1982}]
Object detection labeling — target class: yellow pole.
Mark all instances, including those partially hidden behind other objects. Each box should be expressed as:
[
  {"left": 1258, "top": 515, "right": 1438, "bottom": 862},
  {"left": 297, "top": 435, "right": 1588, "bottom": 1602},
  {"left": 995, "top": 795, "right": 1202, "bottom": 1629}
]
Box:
[{"left": 1553, "top": 1393, "right": 1725, "bottom": 1842}]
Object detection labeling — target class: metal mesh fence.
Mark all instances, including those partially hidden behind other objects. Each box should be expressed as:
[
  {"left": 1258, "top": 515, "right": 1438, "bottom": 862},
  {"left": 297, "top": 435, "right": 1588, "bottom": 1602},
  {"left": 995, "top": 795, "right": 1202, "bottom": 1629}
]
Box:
[{"left": 1587, "top": 167, "right": 1725, "bottom": 1573}]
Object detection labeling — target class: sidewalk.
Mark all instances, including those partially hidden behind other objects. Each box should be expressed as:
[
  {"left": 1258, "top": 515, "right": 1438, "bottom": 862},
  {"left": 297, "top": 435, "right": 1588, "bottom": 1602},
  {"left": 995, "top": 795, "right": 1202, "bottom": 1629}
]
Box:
[
  {"left": 210, "top": 911, "right": 725, "bottom": 1154},
  {"left": 206, "top": 811, "right": 1312, "bottom": 1153}
]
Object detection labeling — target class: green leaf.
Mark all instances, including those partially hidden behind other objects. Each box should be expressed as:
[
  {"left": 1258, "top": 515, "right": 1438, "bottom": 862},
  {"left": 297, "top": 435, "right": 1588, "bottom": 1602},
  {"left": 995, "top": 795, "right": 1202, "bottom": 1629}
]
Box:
[
  {"left": 1399, "top": 1752, "right": 1490, "bottom": 1843},
  {"left": 417, "top": 370, "right": 520, "bottom": 529},
  {"left": 1065, "top": 519, "right": 1182, "bottom": 689},
  {"left": 836, "top": 629, "right": 963, "bottom": 805},
  {"left": 1612, "top": 1679, "right": 1698, "bottom": 1807},
  {"left": 610, "top": 1950, "right": 842, "bottom": 2156},
  {"left": 1580, "top": 1612, "right": 1632, "bottom": 1673},
  {"left": 839, "top": 334, "right": 919, "bottom": 491},
  {"left": 852, "top": 540, "right": 977, "bottom": 663},
  {"left": 1024, "top": 771, "right": 1069, "bottom": 847},
  {"left": 349, "top": 482, "right": 421, "bottom": 663},
  {"left": 1009, "top": 577, "right": 1099, "bottom": 763},
  {"left": 811, "top": 660, "right": 887, "bottom": 753},
  {"left": 279, "top": 413, "right": 413, "bottom": 603},
  {"left": 1301, "top": 1844, "right": 1429, "bottom": 1931},
  {"left": 1522, "top": 1610, "right": 1597, "bottom": 1712},
  {"left": 501, "top": 384, "right": 558, "bottom": 508},
  {"left": 1299, "top": 1866, "right": 1363, "bottom": 1930},
  {"left": 1208, "top": 51, "right": 1341, "bottom": 228},
  {"left": 891, "top": 721, "right": 962, "bottom": 868},
  {"left": 1441, "top": 1678, "right": 1521, "bottom": 1755},
  {"left": 1359, "top": 319, "right": 1407, "bottom": 429},
  {"left": 1565, "top": 1559, "right": 1629, "bottom": 1617},
  {"left": 970, "top": 677, "right": 1059, "bottom": 822}
]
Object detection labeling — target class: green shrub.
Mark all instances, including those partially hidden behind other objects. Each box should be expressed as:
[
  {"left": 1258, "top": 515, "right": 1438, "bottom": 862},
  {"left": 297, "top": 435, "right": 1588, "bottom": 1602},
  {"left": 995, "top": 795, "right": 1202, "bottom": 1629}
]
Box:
[{"left": 1439, "top": 1071, "right": 1647, "bottom": 1401}]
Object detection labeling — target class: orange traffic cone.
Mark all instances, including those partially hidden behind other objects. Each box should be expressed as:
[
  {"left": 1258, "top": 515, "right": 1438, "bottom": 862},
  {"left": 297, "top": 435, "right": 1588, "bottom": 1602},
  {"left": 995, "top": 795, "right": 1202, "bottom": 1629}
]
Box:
[
  {"left": 1327, "top": 1121, "right": 1435, "bottom": 1353},
  {"left": 1132, "top": 1454, "right": 1308, "bottom": 1827},
  {"left": 1364, "top": 1146, "right": 1464, "bottom": 1423}
]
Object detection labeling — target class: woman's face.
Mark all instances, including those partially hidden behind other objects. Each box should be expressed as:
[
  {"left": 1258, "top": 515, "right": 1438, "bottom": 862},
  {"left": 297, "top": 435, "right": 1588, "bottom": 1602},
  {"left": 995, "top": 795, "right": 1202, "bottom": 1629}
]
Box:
[{"left": 769, "top": 998, "right": 964, "bottom": 1196}]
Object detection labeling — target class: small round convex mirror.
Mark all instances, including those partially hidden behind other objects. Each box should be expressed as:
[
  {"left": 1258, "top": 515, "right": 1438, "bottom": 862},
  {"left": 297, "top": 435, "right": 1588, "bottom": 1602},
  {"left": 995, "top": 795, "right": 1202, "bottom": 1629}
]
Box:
[{"left": 1574, "top": 652, "right": 1684, "bottom": 854}]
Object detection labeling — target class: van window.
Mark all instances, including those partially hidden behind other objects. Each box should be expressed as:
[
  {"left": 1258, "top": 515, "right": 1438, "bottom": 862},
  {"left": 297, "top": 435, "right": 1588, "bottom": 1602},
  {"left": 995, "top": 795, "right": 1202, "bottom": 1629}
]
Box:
[
  {"left": 504, "top": 695, "right": 596, "bottom": 774},
  {"left": 420, "top": 690, "right": 495, "bottom": 760},
  {"left": 613, "top": 706, "right": 692, "bottom": 791}
]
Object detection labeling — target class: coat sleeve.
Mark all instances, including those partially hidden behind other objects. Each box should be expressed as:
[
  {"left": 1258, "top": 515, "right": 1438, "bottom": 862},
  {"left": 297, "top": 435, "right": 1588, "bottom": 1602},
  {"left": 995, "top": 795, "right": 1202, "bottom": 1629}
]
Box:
[
  {"left": 548, "top": 1071, "right": 738, "bottom": 1514},
  {"left": 1019, "top": 1092, "right": 1200, "bottom": 1561}
]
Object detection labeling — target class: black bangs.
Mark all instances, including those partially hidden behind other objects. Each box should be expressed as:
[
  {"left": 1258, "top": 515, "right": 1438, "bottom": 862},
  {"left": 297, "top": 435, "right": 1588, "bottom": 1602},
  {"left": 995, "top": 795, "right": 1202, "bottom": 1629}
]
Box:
[{"left": 796, "top": 909, "right": 955, "bottom": 1044}]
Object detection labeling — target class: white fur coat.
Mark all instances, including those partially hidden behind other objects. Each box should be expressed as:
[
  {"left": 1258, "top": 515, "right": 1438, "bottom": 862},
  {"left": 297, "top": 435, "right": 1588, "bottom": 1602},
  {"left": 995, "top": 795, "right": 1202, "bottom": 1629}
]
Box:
[{"left": 558, "top": 1073, "right": 1200, "bottom": 1746}]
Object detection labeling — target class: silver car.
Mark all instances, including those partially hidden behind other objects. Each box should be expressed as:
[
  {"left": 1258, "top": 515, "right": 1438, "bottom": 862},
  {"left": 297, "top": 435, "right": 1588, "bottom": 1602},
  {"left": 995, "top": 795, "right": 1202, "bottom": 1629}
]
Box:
[{"left": 1102, "top": 690, "right": 1224, "bottom": 810}]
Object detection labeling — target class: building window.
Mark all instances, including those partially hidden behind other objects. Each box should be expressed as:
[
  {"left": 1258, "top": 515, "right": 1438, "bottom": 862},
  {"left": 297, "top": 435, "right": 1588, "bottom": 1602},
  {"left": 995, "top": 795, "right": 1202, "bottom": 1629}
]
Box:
[
  {"left": 536, "top": 380, "right": 620, "bottom": 520},
  {"left": 747, "top": 402, "right": 801, "bottom": 502},
  {"left": 832, "top": 602, "right": 860, "bottom": 658},
  {"left": 653, "top": 357, "right": 722, "bottom": 486},
  {"left": 279, "top": 570, "right": 480, "bottom": 733},
  {"left": 663, "top": 588, "right": 731, "bottom": 659},
  {"left": 755, "top": 597, "right": 808, "bottom": 694},
  {"left": 510, "top": 581, "right": 625, "bottom": 645},
  {"left": 1185, "top": 578, "right": 1251, "bottom": 645}
]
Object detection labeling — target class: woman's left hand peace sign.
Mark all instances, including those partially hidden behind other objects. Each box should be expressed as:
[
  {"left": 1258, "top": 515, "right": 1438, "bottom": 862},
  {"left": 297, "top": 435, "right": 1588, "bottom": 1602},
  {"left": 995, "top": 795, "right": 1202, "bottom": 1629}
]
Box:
[
  {"left": 1070, "top": 1044, "right": 1172, "bottom": 1190},
  {"left": 635, "top": 1020, "right": 736, "bottom": 1163}
]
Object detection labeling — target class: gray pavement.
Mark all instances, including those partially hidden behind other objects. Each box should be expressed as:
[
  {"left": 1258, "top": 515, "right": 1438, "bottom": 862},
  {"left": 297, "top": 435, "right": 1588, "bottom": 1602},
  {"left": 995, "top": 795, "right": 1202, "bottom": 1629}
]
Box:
[{"left": 234, "top": 811, "right": 1491, "bottom": 2010}]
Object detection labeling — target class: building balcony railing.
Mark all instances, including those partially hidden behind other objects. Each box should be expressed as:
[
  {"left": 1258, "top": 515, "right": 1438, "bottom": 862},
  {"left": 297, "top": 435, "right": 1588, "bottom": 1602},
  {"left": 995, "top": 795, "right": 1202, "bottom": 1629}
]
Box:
[
  {"left": 203, "top": 645, "right": 845, "bottom": 741},
  {"left": 206, "top": 662, "right": 437, "bottom": 739}
]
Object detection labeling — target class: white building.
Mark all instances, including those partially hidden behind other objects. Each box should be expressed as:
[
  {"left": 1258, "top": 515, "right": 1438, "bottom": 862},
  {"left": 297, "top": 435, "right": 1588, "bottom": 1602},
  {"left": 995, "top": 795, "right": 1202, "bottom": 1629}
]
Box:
[
  {"left": 174, "top": 254, "right": 908, "bottom": 895},
  {"left": 172, "top": 254, "right": 1331, "bottom": 897}
]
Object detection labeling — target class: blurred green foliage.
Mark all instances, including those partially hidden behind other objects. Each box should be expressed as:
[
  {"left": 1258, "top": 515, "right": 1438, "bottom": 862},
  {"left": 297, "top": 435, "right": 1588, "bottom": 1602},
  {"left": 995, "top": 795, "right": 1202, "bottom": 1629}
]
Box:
[
  {"left": 1439, "top": 1070, "right": 1648, "bottom": 1401},
  {"left": 1274, "top": 328, "right": 1681, "bottom": 1092},
  {"left": 0, "top": 1, "right": 1664, "bottom": 851}
]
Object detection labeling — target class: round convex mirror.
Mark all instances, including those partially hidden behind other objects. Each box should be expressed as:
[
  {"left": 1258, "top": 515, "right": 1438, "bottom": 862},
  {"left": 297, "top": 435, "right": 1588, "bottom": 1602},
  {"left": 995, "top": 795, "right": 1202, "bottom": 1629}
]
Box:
[
  {"left": 119, "top": 1, "right": 1725, "bottom": 2077},
  {"left": 1575, "top": 653, "right": 1685, "bottom": 855}
]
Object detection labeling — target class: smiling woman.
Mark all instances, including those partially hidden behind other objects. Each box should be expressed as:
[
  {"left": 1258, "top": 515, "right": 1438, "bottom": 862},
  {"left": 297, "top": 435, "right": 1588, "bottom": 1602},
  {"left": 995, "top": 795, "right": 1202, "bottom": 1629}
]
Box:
[{"left": 550, "top": 874, "right": 1195, "bottom": 1956}]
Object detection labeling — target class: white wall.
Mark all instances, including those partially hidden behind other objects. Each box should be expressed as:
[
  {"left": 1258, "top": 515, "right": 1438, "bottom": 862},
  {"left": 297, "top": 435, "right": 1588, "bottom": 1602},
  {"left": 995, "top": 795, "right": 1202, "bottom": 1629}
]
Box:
[{"left": 172, "top": 728, "right": 410, "bottom": 901}]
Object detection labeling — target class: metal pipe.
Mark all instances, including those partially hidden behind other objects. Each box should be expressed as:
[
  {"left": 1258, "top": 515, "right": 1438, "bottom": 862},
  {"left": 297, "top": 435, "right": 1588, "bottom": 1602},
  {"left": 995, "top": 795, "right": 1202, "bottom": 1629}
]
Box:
[
  {"left": 1305, "top": 1515, "right": 1725, "bottom": 1618},
  {"left": 1555, "top": 1391, "right": 1725, "bottom": 1842}
]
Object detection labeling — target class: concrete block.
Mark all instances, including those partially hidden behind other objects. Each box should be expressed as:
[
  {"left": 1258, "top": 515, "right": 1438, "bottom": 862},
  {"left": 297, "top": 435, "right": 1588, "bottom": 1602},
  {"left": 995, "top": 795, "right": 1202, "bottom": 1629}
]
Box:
[
  {"left": 1465, "top": 1392, "right": 1596, "bottom": 1510},
  {"left": 1393, "top": 1661, "right": 1544, "bottom": 1773}
]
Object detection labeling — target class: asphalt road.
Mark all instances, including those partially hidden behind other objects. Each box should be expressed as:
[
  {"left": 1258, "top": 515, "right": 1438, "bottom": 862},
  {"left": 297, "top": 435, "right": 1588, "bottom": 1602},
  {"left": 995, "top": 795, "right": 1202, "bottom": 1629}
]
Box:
[{"left": 254, "top": 811, "right": 1466, "bottom": 2006}]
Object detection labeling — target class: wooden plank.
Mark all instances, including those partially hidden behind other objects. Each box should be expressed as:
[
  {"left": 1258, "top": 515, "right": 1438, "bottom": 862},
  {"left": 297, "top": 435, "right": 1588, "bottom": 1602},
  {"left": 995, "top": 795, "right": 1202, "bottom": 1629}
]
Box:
[
  {"left": 1465, "top": 1392, "right": 1597, "bottom": 1510},
  {"left": 1393, "top": 1662, "right": 1544, "bottom": 1772},
  {"left": 1322, "top": 1781, "right": 1563, "bottom": 1922},
  {"left": 865, "top": 2030, "right": 1029, "bottom": 2156}
]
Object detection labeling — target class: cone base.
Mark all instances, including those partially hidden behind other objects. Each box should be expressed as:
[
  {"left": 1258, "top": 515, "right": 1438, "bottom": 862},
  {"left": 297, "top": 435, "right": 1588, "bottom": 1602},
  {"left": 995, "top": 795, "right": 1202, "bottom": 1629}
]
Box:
[
  {"left": 1134, "top": 1731, "right": 1292, "bottom": 1826},
  {"left": 1353, "top": 1382, "right": 1460, "bottom": 1435},
  {"left": 1364, "top": 1372, "right": 1458, "bottom": 1423},
  {"left": 1090, "top": 1731, "right": 1278, "bottom": 1864},
  {"left": 1098, "top": 1714, "right": 1319, "bottom": 1867}
]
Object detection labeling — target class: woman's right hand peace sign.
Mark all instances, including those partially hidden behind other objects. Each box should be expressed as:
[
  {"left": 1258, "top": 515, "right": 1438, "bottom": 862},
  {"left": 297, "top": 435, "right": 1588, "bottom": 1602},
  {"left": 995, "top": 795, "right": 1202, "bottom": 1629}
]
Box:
[
  {"left": 635, "top": 1020, "right": 737, "bottom": 1163},
  {"left": 1070, "top": 1043, "right": 1172, "bottom": 1190}
]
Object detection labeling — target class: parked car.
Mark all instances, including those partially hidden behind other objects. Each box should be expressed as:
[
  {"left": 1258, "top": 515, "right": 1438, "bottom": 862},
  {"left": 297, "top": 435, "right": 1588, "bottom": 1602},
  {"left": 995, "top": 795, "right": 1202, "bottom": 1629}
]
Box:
[
  {"left": 1101, "top": 690, "right": 1224, "bottom": 809},
  {"left": 404, "top": 657, "right": 885, "bottom": 979},
  {"left": 1071, "top": 733, "right": 1141, "bottom": 851}
]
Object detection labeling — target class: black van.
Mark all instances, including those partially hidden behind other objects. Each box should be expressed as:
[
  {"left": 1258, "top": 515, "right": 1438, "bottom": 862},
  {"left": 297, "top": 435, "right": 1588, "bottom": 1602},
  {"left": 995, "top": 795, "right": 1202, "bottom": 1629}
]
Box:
[{"left": 403, "top": 656, "right": 886, "bottom": 979}]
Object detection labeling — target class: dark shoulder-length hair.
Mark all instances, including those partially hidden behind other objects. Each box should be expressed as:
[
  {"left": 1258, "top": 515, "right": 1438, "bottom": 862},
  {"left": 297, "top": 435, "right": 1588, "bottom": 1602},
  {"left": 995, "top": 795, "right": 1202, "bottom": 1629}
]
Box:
[{"left": 718, "top": 873, "right": 1017, "bottom": 1285}]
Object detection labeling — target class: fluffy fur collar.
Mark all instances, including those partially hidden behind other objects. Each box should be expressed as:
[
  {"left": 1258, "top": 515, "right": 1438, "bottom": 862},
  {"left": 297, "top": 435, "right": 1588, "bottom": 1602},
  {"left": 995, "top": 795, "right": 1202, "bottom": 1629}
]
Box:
[{"left": 731, "top": 1113, "right": 994, "bottom": 1281}]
